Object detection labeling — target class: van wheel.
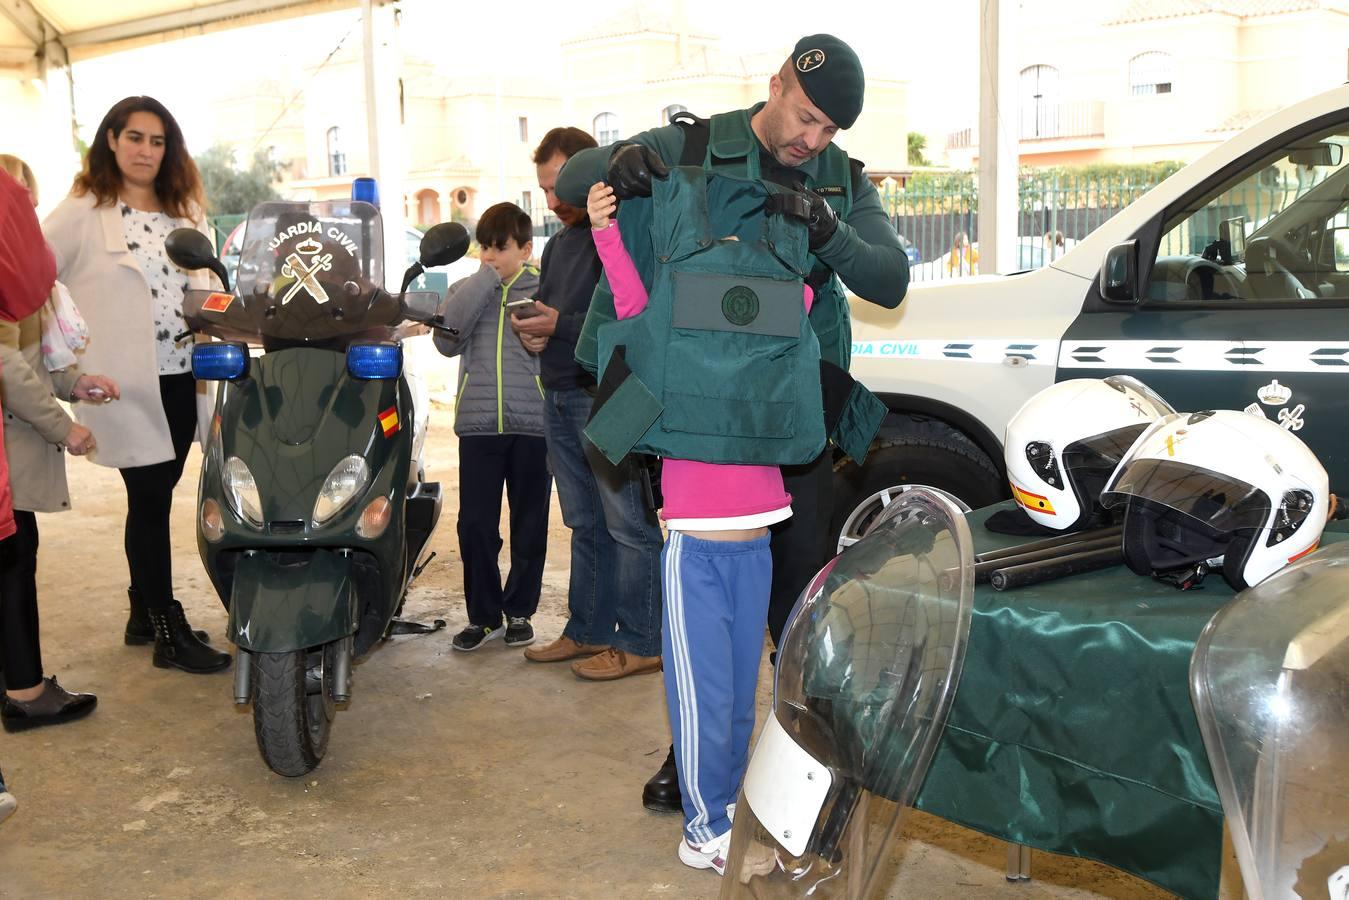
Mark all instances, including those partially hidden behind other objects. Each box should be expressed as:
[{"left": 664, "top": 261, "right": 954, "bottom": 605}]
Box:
[
  {"left": 252, "top": 644, "right": 336, "bottom": 777},
  {"left": 831, "top": 434, "right": 1006, "bottom": 554}
]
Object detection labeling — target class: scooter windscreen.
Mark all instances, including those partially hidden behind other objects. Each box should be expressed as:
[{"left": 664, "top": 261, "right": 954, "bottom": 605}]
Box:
[
  {"left": 183, "top": 200, "right": 439, "bottom": 346},
  {"left": 1190, "top": 542, "right": 1349, "bottom": 900},
  {"left": 721, "top": 488, "right": 974, "bottom": 896}
]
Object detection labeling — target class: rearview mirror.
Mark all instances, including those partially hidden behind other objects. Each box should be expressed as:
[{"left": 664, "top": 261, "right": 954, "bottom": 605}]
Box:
[
  {"left": 420, "top": 222, "right": 471, "bottom": 268},
  {"left": 165, "top": 228, "right": 231, "bottom": 292},
  {"left": 1099, "top": 240, "right": 1139, "bottom": 304},
  {"left": 1288, "top": 141, "right": 1344, "bottom": 168},
  {"left": 401, "top": 290, "right": 441, "bottom": 322}
]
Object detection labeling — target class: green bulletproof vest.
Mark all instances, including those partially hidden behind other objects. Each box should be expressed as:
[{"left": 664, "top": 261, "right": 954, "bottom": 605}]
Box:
[
  {"left": 582, "top": 167, "right": 827, "bottom": 468},
  {"left": 698, "top": 108, "right": 856, "bottom": 370},
  {"left": 574, "top": 107, "right": 857, "bottom": 378}
]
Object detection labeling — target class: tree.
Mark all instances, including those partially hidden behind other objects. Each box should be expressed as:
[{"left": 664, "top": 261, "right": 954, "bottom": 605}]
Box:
[
  {"left": 197, "top": 143, "right": 281, "bottom": 215},
  {"left": 907, "top": 132, "right": 930, "bottom": 167}
]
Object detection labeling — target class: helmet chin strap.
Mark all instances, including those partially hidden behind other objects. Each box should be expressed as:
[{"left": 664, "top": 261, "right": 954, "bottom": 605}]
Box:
[{"left": 1153, "top": 562, "right": 1211, "bottom": 591}]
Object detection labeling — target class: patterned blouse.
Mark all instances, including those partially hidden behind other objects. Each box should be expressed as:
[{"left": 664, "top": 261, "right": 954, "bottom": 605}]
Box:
[{"left": 120, "top": 202, "right": 192, "bottom": 374}]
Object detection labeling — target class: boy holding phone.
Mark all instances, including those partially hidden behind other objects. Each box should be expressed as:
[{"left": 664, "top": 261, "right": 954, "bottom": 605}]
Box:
[{"left": 433, "top": 203, "right": 551, "bottom": 651}]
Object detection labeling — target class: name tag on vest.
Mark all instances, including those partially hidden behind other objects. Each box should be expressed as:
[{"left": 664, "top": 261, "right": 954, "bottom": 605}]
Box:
[
  {"left": 813, "top": 185, "right": 845, "bottom": 197},
  {"left": 672, "top": 272, "right": 801, "bottom": 338}
]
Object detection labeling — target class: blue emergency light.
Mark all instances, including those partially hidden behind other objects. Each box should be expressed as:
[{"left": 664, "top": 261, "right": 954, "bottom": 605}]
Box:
[
  {"left": 351, "top": 177, "right": 380, "bottom": 208},
  {"left": 347, "top": 341, "right": 402, "bottom": 380},
  {"left": 191, "top": 342, "right": 249, "bottom": 381}
]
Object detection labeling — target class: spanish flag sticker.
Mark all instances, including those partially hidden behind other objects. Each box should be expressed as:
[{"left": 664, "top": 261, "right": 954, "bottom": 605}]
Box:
[
  {"left": 378, "top": 405, "right": 399, "bottom": 438},
  {"left": 1011, "top": 482, "right": 1056, "bottom": 515},
  {"left": 202, "top": 292, "right": 234, "bottom": 313}
]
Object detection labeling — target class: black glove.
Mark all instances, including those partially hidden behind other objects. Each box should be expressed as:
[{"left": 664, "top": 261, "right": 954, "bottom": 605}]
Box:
[
  {"left": 805, "top": 189, "right": 839, "bottom": 252},
  {"left": 606, "top": 143, "right": 669, "bottom": 199}
]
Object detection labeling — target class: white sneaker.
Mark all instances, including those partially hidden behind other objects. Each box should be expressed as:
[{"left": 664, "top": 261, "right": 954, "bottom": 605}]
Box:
[
  {"left": 679, "top": 829, "right": 732, "bottom": 875},
  {"left": 0, "top": 787, "right": 16, "bottom": 826}
]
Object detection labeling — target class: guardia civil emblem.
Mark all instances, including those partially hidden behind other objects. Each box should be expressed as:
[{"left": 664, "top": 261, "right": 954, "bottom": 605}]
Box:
[
  {"left": 722, "top": 285, "right": 760, "bottom": 327},
  {"left": 280, "top": 236, "right": 335, "bottom": 305},
  {"left": 796, "top": 49, "right": 825, "bottom": 73}
]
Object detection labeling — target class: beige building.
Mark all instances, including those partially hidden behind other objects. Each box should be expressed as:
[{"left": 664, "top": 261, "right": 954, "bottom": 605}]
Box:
[
  {"left": 237, "top": 8, "right": 908, "bottom": 230},
  {"left": 944, "top": 0, "right": 1349, "bottom": 168}
]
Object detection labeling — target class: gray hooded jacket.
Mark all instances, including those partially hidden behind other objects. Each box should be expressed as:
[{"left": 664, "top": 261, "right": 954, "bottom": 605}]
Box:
[{"left": 433, "top": 263, "right": 544, "bottom": 437}]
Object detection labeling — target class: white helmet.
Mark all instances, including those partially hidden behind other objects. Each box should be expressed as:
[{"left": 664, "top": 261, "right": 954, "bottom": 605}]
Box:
[
  {"left": 1003, "top": 376, "right": 1175, "bottom": 531},
  {"left": 1101, "top": 409, "right": 1328, "bottom": 591}
]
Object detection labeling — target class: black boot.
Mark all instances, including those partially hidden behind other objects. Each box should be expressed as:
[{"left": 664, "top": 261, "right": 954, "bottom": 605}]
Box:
[
  {"left": 148, "top": 602, "right": 231, "bottom": 674},
  {"left": 126, "top": 588, "right": 207, "bottom": 646},
  {"left": 642, "top": 745, "right": 682, "bottom": 813}
]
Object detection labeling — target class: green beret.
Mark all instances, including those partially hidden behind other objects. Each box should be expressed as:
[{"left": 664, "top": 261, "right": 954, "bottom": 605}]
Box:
[{"left": 790, "top": 34, "right": 864, "bottom": 130}]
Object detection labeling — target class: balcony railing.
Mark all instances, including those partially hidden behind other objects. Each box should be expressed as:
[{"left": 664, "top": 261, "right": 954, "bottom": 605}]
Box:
[
  {"left": 946, "top": 100, "right": 1107, "bottom": 150},
  {"left": 1021, "top": 100, "right": 1105, "bottom": 141}
]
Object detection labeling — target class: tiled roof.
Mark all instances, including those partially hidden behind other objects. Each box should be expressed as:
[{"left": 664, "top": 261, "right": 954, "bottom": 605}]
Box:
[{"left": 1206, "top": 107, "right": 1281, "bottom": 132}]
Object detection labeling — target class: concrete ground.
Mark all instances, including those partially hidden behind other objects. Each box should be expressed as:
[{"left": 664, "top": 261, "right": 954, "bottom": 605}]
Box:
[{"left": 0, "top": 388, "right": 1241, "bottom": 898}]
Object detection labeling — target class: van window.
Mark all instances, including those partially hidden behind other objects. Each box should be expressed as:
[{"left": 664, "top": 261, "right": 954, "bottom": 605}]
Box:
[{"left": 1147, "top": 126, "right": 1349, "bottom": 304}]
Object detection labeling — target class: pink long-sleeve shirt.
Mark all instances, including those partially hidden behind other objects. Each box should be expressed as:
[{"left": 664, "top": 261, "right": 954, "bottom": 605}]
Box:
[{"left": 592, "top": 221, "right": 812, "bottom": 530}]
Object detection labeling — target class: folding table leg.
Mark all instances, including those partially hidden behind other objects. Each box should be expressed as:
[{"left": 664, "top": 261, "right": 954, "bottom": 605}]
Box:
[{"left": 1005, "top": 842, "right": 1032, "bottom": 882}]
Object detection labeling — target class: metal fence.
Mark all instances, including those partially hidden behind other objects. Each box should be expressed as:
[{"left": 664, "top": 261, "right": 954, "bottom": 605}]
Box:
[
  {"left": 208, "top": 172, "right": 1167, "bottom": 283},
  {"left": 882, "top": 171, "right": 1171, "bottom": 282}
]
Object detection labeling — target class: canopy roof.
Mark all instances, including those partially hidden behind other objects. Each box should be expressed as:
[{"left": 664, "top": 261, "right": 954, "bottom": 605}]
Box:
[{"left": 0, "top": 0, "right": 354, "bottom": 70}]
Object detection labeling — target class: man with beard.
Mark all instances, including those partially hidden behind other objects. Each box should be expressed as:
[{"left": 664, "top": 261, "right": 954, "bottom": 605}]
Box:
[
  {"left": 509, "top": 127, "right": 664, "bottom": 681},
  {"left": 555, "top": 35, "right": 908, "bottom": 817}
]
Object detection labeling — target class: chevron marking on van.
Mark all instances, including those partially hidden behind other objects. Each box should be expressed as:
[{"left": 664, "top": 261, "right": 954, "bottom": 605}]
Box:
[
  {"left": 1058, "top": 341, "right": 1349, "bottom": 374},
  {"left": 850, "top": 340, "right": 1055, "bottom": 365}
]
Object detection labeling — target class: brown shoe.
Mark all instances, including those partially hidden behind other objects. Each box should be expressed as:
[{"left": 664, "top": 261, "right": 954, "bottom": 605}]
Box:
[
  {"left": 571, "top": 648, "right": 662, "bottom": 681},
  {"left": 522, "top": 635, "right": 610, "bottom": 663}
]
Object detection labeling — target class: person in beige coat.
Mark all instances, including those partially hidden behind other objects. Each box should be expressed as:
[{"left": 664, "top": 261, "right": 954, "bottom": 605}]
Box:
[
  {"left": 0, "top": 155, "right": 114, "bottom": 732},
  {"left": 42, "top": 97, "right": 229, "bottom": 675}
]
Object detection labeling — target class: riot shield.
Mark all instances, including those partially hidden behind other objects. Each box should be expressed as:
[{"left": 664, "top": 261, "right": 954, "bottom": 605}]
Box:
[
  {"left": 1190, "top": 542, "right": 1349, "bottom": 900},
  {"left": 721, "top": 488, "right": 974, "bottom": 897}
]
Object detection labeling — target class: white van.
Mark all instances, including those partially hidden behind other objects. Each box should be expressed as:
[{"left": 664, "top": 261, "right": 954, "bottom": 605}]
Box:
[{"left": 838, "top": 84, "right": 1349, "bottom": 548}]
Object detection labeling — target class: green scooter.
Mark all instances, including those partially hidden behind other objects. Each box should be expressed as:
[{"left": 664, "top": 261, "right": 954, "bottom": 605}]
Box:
[{"left": 165, "top": 199, "right": 467, "bottom": 776}]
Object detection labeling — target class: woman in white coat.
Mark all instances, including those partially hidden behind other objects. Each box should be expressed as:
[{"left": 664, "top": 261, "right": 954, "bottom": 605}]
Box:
[{"left": 43, "top": 96, "right": 229, "bottom": 675}]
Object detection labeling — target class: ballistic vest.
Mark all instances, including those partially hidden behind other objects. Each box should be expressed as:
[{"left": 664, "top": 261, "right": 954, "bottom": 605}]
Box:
[
  {"left": 583, "top": 166, "right": 827, "bottom": 467},
  {"left": 680, "top": 110, "right": 887, "bottom": 464},
  {"left": 687, "top": 108, "right": 857, "bottom": 369}
]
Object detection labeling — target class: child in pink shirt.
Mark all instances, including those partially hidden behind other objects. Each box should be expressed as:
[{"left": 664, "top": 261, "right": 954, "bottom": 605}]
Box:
[{"left": 587, "top": 180, "right": 811, "bottom": 876}]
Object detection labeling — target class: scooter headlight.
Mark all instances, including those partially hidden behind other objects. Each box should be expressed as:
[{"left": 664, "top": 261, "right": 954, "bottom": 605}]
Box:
[
  {"left": 314, "top": 455, "right": 370, "bottom": 527},
  {"left": 223, "top": 456, "right": 264, "bottom": 528}
]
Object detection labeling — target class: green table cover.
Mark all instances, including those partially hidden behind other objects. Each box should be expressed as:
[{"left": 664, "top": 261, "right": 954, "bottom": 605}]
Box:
[{"left": 912, "top": 503, "right": 1348, "bottom": 899}]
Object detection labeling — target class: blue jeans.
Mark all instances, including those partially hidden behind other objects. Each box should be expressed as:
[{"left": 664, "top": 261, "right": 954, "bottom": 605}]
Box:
[{"left": 544, "top": 387, "right": 663, "bottom": 657}]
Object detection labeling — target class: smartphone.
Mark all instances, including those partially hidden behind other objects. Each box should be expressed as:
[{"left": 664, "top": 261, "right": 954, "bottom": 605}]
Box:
[{"left": 506, "top": 298, "right": 542, "bottom": 319}]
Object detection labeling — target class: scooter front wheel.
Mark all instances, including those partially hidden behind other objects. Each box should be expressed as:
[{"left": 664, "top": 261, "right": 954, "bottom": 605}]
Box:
[{"left": 252, "top": 644, "right": 337, "bottom": 777}]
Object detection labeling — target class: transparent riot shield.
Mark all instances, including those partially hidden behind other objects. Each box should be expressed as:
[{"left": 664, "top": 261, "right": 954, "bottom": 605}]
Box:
[
  {"left": 1190, "top": 542, "right": 1349, "bottom": 900},
  {"left": 721, "top": 488, "right": 974, "bottom": 897}
]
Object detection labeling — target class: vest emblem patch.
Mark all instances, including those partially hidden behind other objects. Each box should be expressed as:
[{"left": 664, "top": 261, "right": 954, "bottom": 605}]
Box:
[{"left": 722, "top": 285, "right": 760, "bottom": 326}]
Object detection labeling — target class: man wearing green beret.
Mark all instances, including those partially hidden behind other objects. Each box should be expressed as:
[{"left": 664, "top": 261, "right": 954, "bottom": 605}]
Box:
[{"left": 557, "top": 33, "right": 910, "bottom": 820}]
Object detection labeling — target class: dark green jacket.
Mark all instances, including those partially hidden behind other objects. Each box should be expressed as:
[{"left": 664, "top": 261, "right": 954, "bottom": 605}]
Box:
[{"left": 558, "top": 103, "right": 909, "bottom": 371}]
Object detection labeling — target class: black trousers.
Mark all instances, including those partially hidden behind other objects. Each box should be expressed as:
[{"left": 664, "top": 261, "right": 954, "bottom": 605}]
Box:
[
  {"left": 118, "top": 373, "right": 197, "bottom": 611},
  {"left": 0, "top": 511, "right": 44, "bottom": 691},
  {"left": 767, "top": 448, "right": 836, "bottom": 647},
  {"left": 457, "top": 434, "right": 552, "bottom": 628}
]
